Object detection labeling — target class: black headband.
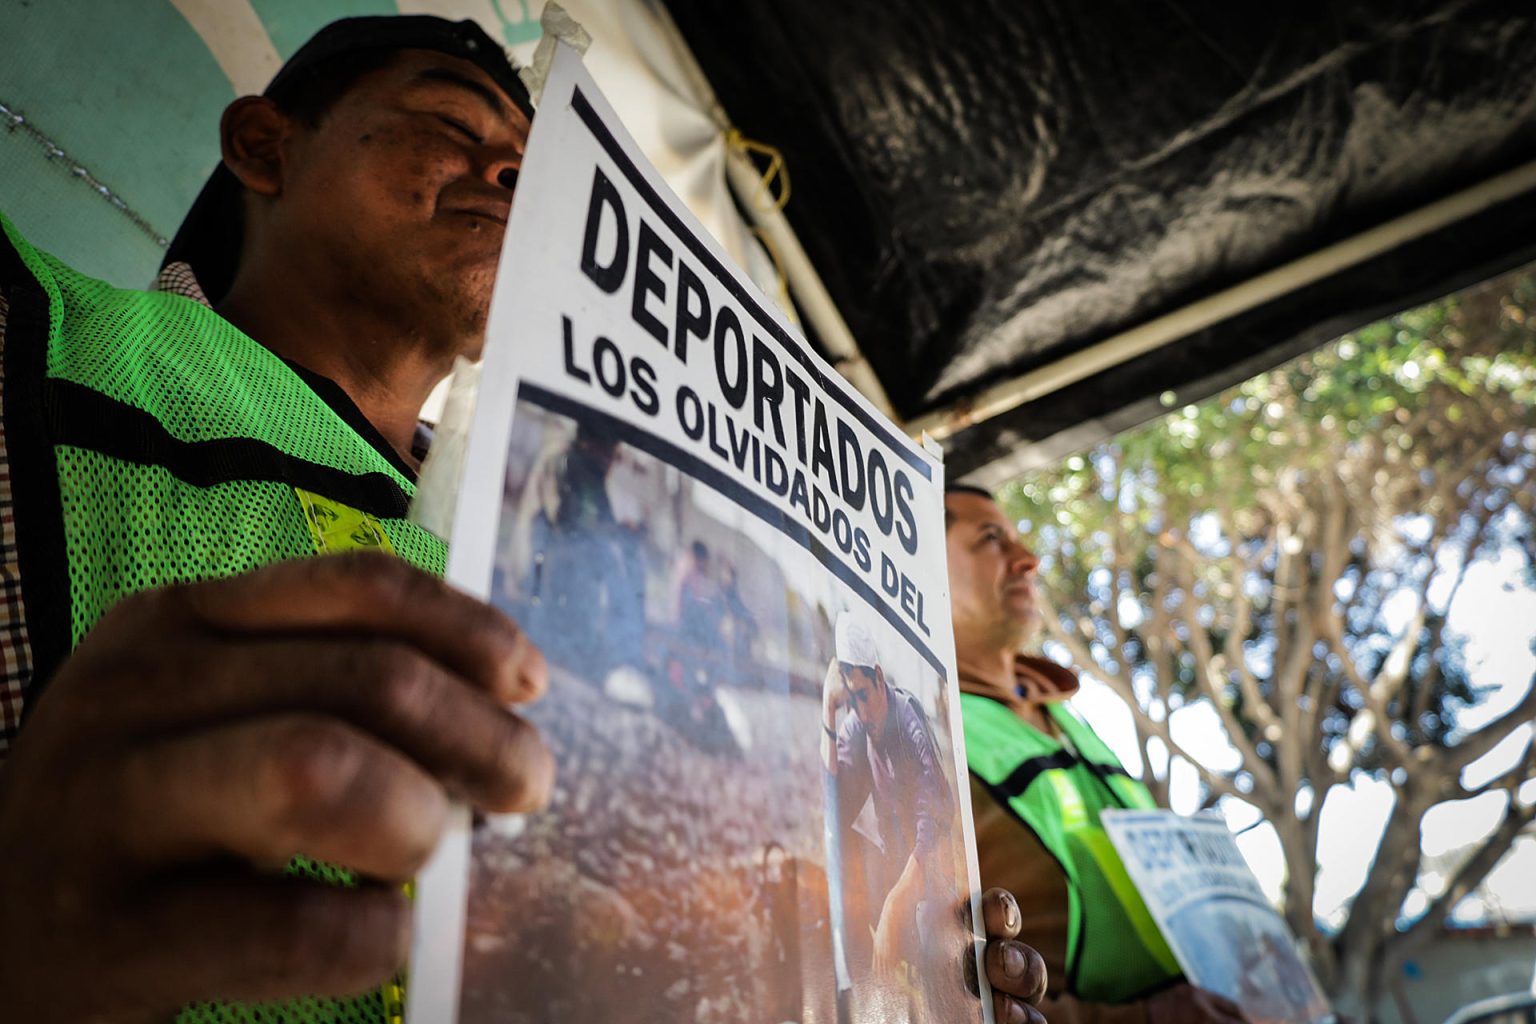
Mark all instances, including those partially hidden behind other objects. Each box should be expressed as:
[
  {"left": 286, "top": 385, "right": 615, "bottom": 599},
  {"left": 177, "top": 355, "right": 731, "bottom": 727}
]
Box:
[{"left": 163, "top": 15, "right": 531, "bottom": 303}]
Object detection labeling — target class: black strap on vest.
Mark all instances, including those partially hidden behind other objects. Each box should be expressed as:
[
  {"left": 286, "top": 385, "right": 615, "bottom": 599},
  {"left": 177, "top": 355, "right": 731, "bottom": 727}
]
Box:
[
  {"left": 995, "top": 747, "right": 1134, "bottom": 805},
  {"left": 996, "top": 749, "right": 1080, "bottom": 798},
  {"left": 44, "top": 378, "right": 413, "bottom": 520},
  {"left": 970, "top": 693, "right": 1135, "bottom": 802}
]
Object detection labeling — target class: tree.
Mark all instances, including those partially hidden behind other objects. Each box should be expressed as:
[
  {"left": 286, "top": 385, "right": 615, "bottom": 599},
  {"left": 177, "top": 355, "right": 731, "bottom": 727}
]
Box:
[{"left": 998, "top": 269, "right": 1536, "bottom": 1020}]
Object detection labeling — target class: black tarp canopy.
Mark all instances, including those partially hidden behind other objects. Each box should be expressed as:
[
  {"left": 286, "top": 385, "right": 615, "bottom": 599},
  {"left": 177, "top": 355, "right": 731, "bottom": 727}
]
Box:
[{"left": 664, "top": 0, "right": 1536, "bottom": 481}]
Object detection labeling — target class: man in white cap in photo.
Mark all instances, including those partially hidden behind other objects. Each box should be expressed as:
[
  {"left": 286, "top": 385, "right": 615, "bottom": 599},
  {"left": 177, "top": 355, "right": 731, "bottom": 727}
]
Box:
[{"left": 821, "top": 609, "right": 956, "bottom": 984}]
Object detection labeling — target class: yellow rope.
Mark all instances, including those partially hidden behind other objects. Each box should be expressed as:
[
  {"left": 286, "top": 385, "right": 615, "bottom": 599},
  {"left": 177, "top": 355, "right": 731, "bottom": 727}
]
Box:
[
  {"left": 725, "top": 127, "right": 792, "bottom": 212},
  {"left": 723, "top": 128, "right": 796, "bottom": 318}
]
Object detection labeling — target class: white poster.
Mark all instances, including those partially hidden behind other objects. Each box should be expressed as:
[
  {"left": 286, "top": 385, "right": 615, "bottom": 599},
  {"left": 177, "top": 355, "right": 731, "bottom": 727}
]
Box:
[
  {"left": 1103, "top": 810, "right": 1334, "bottom": 1024},
  {"left": 410, "top": 43, "right": 991, "bottom": 1024}
]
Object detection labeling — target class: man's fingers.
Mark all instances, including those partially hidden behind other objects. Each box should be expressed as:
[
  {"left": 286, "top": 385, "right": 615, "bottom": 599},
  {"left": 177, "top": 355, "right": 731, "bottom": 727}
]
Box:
[
  {"left": 985, "top": 938, "right": 1047, "bottom": 1003},
  {"left": 1201, "top": 988, "right": 1249, "bottom": 1022},
  {"left": 992, "top": 992, "right": 1048, "bottom": 1024},
  {"left": 175, "top": 553, "right": 546, "bottom": 704},
  {"left": 103, "top": 635, "right": 553, "bottom": 813},
  {"left": 265, "top": 636, "right": 550, "bottom": 811},
  {"left": 963, "top": 941, "right": 982, "bottom": 997},
  {"left": 981, "top": 887, "right": 1022, "bottom": 940},
  {"left": 1212, "top": 994, "right": 1251, "bottom": 1024},
  {"left": 110, "top": 874, "right": 409, "bottom": 1009},
  {"left": 108, "top": 715, "right": 448, "bottom": 882},
  {"left": 978, "top": 892, "right": 1047, "bottom": 1018}
]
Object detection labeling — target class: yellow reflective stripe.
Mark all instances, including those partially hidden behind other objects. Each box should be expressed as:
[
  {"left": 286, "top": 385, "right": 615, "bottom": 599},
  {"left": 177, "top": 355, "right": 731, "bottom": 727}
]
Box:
[
  {"left": 294, "top": 487, "right": 397, "bottom": 555},
  {"left": 1076, "top": 828, "right": 1181, "bottom": 976},
  {"left": 1110, "top": 774, "right": 1157, "bottom": 810},
  {"left": 383, "top": 973, "right": 406, "bottom": 1024},
  {"left": 295, "top": 488, "right": 406, "bottom": 1018},
  {"left": 1048, "top": 770, "right": 1090, "bottom": 830}
]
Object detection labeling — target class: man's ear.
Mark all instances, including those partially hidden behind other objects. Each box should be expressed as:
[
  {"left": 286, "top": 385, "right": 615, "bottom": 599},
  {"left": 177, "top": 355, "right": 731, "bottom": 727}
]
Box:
[
  {"left": 875, "top": 666, "right": 887, "bottom": 689},
  {"left": 219, "top": 96, "right": 292, "bottom": 198}
]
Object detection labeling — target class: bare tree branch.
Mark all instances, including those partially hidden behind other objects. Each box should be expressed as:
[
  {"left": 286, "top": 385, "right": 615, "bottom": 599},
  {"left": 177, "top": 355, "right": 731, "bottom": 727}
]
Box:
[
  {"left": 1319, "top": 620, "right": 1415, "bottom": 770},
  {"left": 1043, "top": 595, "right": 1246, "bottom": 805},
  {"left": 1215, "top": 495, "right": 1283, "bottom": 738},
  {"left": 1167, "top": 538, "right": 1280, "bottom": 803},
  {"left": 1448, "top": 672, "right": 1536, "bottom": 774},
  {"left": 1400, "top": 776, "right": 1536, "bottom": 946},
  {"left": 1457, "top": 741, "right": 1536, "bottom": 800}
]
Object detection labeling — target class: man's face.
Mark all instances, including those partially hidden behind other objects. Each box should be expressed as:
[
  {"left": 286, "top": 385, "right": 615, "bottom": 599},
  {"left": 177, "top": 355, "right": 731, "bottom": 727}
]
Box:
[
  {"left": 944, "top": 492, "right": 1042, "bottom": 646},
  {"left": 261, "top": 50, "right": 531, "bottom": 354},
  {"left": 842, "top": 664, "right": 889, "bottom": 731}
]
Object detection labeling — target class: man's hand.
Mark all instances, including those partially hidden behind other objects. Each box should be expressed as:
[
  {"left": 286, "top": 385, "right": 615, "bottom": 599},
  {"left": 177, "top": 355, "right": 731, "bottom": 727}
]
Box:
[
  {"left": 871, "top": 851, "right": 925, "bottom": 977},
  {"left": 0, "top": 553, "right": 553, "bottom": 1022},
  {"left": 871, "top": 899, "right": 904, "bottom": 977},
  {"left": 980, "top": 888, "right": 1048, "bottom": 1024},
  {"left": 1147, "top": 982, "right": 1251, "bottom": 1024},
  {"left": 820, "top": 657, "right": 846, "bottom": 773},
  {"left": 821, "top": 657, "right": 846, "bottom": 720}
]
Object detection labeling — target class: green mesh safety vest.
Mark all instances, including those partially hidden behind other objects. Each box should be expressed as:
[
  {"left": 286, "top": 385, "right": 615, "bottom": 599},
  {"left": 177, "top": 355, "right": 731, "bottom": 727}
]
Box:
[
  {"left": 962, "top": 693, "right": 1182, "bottom": 1004},
  {"left": 1, "top": 211, "right": 446, "bottom": 1023}
]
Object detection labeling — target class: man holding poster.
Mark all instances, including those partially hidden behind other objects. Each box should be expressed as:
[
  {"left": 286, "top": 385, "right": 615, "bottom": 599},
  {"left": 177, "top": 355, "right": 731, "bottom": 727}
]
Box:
[
  {"left": 0, "top": 13, "right": 1047, "bottom": 1024},
  {"left": 0, "top": 18, "right": 554, "bottom": 1023},
  {"left": 946, "top": 486, "right": 1251, "bottom": 1024}
]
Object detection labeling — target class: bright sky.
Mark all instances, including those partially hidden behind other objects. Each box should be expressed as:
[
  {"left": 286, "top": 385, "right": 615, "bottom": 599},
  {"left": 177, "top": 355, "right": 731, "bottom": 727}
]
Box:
[{"left": 1063, "top": 544, "right": 1536, "bottom": 929}]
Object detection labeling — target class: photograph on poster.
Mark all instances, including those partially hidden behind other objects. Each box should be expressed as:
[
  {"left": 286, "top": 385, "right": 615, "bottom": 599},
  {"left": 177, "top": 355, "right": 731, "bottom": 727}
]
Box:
[{"left": 453, "top": 394, "right": 977, "bottom": 1024}]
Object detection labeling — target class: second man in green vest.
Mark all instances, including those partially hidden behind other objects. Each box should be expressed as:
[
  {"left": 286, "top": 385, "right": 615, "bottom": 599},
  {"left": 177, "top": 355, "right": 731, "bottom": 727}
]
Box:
[{"left": 947, "top": 484, "right": 1252, "bottom": 1024}]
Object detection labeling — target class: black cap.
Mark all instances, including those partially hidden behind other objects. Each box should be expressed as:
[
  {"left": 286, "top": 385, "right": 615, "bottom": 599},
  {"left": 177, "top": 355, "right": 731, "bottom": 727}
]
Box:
[{"left": 163, "top": 15, "right": 532, "bottom": 303}]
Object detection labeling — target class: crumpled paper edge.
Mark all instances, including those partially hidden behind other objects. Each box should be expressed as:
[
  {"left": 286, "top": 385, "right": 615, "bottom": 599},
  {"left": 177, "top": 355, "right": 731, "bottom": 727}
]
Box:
[
  {"left": 519, "top": 2, "right": 592, "bottom": 105},
  {"left": 409, "top": 356, "right": 481, "bottom": 540}
]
